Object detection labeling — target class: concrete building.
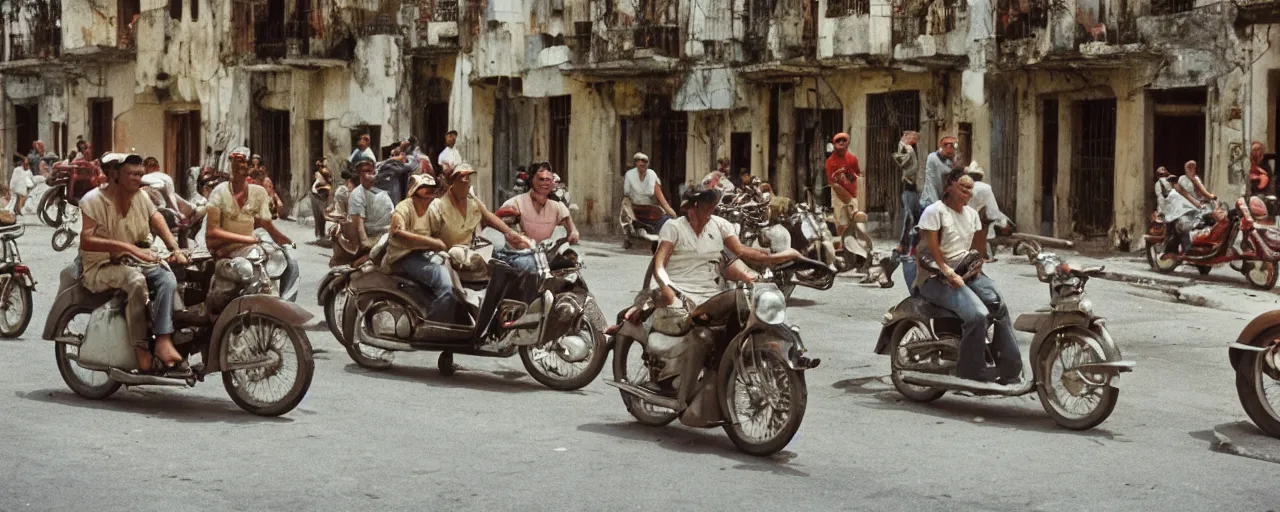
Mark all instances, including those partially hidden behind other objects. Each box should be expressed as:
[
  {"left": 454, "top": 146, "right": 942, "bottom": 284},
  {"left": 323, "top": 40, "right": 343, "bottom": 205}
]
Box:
[{"left": 1, "top": 0, "right": 1277, "bottom": 244}]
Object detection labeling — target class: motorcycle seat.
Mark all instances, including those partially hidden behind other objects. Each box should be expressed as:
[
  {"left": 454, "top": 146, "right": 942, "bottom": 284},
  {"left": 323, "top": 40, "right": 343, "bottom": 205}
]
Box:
[{"left": 895, "top": 295, "right": 960, "bottom": 320}]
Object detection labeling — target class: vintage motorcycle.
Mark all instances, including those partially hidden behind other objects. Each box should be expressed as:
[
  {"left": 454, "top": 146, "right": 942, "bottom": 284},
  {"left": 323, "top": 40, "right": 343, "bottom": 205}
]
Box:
[
  {"left": 620, "top": 198, "right": 663, "bottom": 252},
  {"left": 43, "top": 244, "right": 315, "bottom": 416},
  {"left": 341, "top": 233, "right": 609, "bottom": 390},
  {"left": 39, "top": 160, "right": 101, "bottom": 229},
  {"left": 0, "top": 224, "right": 35, "bottom": 338},
  {"left": 1229, "top": 308, "right": 1280, "bottom": 438},
  {"left": 1145, "top": 199, "right": 1277, "bottom": 289},
  {"left": 876, "top": 250, "right": 1134, "bottom": 430},
  {"left": 606, "top": 257, "right": 823, "bottom": 456}
]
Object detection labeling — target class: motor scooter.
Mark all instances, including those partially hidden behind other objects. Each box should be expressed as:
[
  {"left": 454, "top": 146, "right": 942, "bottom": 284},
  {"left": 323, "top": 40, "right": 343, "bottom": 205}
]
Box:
[
  {"left": 620, "top": 198, "right": 662, "bottom": 252},
  {"left": 1145, "top": 199, "right": 1278, "bottom": 289}
]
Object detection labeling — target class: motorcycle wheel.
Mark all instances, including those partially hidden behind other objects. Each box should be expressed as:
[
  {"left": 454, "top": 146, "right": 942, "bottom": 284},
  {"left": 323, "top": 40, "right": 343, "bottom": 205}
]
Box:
[
  {"left": 1235, "top": 336, "right": 1280, "bottom": 438},
  {"left": 51, "top": 228, "right": 75, "bottom": 252},
  {"left": 53, "top": 313, "right": 121, "bottom": 400},
  {"left": 519, "top": 317, "right": 608, "bottom": 391},
  {"left": 38, "top": 185, "right": 66, "bottom": 228},
  {"left": 719, "top": 344, "right": 808, "bottom": 456},
  {"left": 343, "top": 293, "right": 394, "bottom": 370},
  {"left": 323, "top": 287, "right": 348, "bottom": 345},
  {"left": 1034, "top": 330, "right": 1120, "bottom": 431},
  {"left": 221, "top": 313, "right": 315, "bottom": 417},
  {"left": 1196, "top": 265, "right": 1212, "bottom": 276},
  {"left": 612, "top": 335, "right": 678, "bottom": 426},
  {"left": 888, "top": 322, "right": 948, "bottom": 403},
  {"left": 834, "top": 249, "right": 857, "bottom": 273},
  {"left": 1243, "top": 261, "right": 1278, "bottom": 290},
  {"left": 1146, "top": 242, "right": 1180, "bottom": 274},
  {"left": 0, "top": 279, "right": 33, "bottom": 339}
]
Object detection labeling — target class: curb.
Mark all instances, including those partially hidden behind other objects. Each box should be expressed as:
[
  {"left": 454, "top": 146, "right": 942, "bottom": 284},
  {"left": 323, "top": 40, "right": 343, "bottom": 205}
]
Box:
[{"left": 1212, "top": 422, "right": 1280, "bottom": 464}]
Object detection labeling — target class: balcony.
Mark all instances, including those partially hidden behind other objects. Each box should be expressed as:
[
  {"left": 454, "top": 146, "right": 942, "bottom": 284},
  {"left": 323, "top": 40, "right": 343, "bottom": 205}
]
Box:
[
  {"left": 633, "top": 24, "right": 680, "bottom": 58},
  {"left": 2, "top": 13, "right": 61, "bottom": 68},
  {"left": 1237, "top": 0, "right": 1280, "bottom": 25},
  {"left": 819, "top": 0, "right": 888, "bottom": 61},
  {"left": 891, "top": 0, "right": 968, "bottom": 66}
]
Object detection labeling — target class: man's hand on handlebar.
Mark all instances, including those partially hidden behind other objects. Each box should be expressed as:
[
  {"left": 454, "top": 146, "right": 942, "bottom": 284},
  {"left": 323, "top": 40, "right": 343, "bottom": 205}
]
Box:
[
  {"left": 167, "top": 250, "right": 189, "bottom": 266},
  {"left": 768, "top": 248, "right": 802, "bottom": 265},
  {"left": 505, "top": 231, "right": 533, "bottom": 250},
  {"left": 131, "top": 246, "right": 161, "bottom": 264}
]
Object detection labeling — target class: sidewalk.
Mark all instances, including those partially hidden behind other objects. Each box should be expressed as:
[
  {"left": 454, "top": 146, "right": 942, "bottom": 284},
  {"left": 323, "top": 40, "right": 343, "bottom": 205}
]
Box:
[{"left": 867, "top": 236, "right": 1280, "bottom": 317}]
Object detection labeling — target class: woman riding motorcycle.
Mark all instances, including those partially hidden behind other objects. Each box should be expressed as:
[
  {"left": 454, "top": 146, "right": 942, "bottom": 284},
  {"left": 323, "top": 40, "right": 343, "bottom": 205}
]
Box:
[{"left": 644, "top": 180, "right": 801, "bottom": 396}]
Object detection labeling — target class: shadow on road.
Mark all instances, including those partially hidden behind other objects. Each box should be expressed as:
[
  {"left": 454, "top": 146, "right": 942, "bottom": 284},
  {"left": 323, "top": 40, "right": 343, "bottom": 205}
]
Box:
[
  {"left": 14, "top": 388, "right": 294, "bottom": 424},
  {"left": 576, "top": 421, "right": 810, "bottom": 477},
  {"left": 341, "top": 363, "right": 583, "bottom": 395},
  {"left": 830, "top": 375, "right": 1121, "bottom": 440},
  {"left": 787, "top": 298, "right": 818, "bottom": 308}
]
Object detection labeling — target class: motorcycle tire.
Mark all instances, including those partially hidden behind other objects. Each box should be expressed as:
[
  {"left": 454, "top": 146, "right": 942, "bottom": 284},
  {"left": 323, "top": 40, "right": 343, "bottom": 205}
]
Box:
[
  {"left": 51, "top": 228, "right": 75, "bottom": 252},
  {"left": 38, "top": 185, "right": 66, "bottom": 228},
  {"left": 221, "top": 314, "right": 315, "bottom": 417},
  {"left": 519, "top": 316, "right": 609, "bottom": 391},
  {"left": 1243, "top": 261, "right": 1278, "bottom": 290},
  {"left": 1034, "top": 329, "right": 1120, "bottom": 431},
  {"left": 323, "top": 288, "right": 348, "bottom": 345},
  {"left": 1234, "top": 330, "right": 1280, "bottom": 438},
  {"left": 0, "top": 281, "right": 33, "bottom": 339},
  {"left": 1196, "top": 265, "right": 1212, "bottom": 276},
  {"left": 342, "top": 292, "right": 394, "bottom": 371},
  {"left": 1146, "top": 242, "right": 1179, "bottom": 274},
  {"left": 718, "top": 344, "right": 808, "bottom": 457},
  {"left": 53, "top": 310, "right": 122, "bottom": 400},
  {"left": 834, "top": 249, "right": 858, "bottom": 273},
  {"left": 888, "top": 322, "right": 947, "bottom": 403},
  {"left": 612, "top": 335, "right": 678, "bottom": 426}
]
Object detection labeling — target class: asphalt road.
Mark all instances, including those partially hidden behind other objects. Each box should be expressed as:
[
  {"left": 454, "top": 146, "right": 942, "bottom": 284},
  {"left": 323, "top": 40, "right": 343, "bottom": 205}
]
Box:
[{"left": 1, "top": 219, "right": 1277, "bottom": 511}]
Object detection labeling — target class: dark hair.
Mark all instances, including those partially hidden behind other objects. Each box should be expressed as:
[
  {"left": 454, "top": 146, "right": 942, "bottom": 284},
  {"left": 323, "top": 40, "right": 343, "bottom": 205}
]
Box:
[
  {"left": 941, "top": 168, "right": 968, "bottom": 198},
  {"left": 533, "top": 166, "right": 555, "bottom": 179},
  {"left": 446, "top": 130, "right": 458, "bottom": 136}
]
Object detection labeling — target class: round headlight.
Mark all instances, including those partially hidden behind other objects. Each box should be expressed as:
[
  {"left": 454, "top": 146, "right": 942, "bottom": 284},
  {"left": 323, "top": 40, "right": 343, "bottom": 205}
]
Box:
[
  {"left": 754, "top": 287, "right": 787, "bottom": 325},
  {"left": 263, "top": 249, "right": 287, "bottom": 277},
  {"left": 246, "top": 246, "right": 265, "bottom": 262}
]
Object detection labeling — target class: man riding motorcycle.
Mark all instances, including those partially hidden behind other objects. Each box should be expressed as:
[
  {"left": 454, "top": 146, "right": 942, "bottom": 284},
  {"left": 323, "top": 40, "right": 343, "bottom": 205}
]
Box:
[
  {"left": 915, "top": 169, "right": 1021, "bottom": 384},
  {"left": 381, "top": 174, "right": 452, "bottom": 321},
  {"left": 495, "top": 166, "right": 580, "bottom": 272},
  {"left": 645, "top": 181, "right": 801, "bottom": 397},
  {"left": 339, "top": 156, "right": 394, "bottom": 266},
  {"left": 624, "top": 152, "right": 678, "bottom": 230},
  {"left": 77, "top": 152, "right": 190, "bottom": 375},
  {"left": 204, "top": 147, "right": 298, "bottom": 297},
  {"left": 411, "top": 163, "right": 531, "bottom": 321}
]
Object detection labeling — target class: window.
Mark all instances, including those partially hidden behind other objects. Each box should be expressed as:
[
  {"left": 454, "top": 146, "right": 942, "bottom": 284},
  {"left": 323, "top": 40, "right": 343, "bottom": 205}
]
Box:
[
  {"left": 350, "top": 125, "right": 382, "bottom": 158},
  {"left": 192, "top": 0, "right": 199, "bottom": 21},
  {"left": 90, "top": 99, "right": 114, "bottom": 155},
  {"left": 170, "top": 0, "right": 182, "bottom": 21},
  {"left": 549, "top": 95, "right": 571, "bottom": 184},
  {"left": 308, "top": 120, "right": 326, "bottom": 168},
  {"left": 956, "top": 122, "right": 972, "bottom": 169}
]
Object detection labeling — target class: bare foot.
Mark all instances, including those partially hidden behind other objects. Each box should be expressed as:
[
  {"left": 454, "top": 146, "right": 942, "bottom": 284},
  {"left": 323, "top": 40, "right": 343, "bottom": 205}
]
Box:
[{"left": 154, "top": 336, "right": 183, "bottom": 366}]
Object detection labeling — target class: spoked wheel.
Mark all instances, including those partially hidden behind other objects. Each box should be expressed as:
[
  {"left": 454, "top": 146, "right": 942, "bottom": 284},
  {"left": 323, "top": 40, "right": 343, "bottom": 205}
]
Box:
[
  {"left": 54, "top": 313, "right": 121, "bottom": 400},
  {"left": 0, "top": 277, "right": 33, "bottom": 338},
  {"left": 323, "top": 288, "right": 348, "bottom": 344},
  {"left": 51, "top": 228, "right": 76, "bottom": 252},
  {"left": 1146, "top": 242, "right": 1179, "bottom": 273},
  {"left": 342, "top": 293, "right": 394, "bottom": 370},
  {"left": 519, "top": 316, "right": 608, "bottom": 391},
  {"left": 221, "top": 313, "right": 315, "bottom": 417},
  {"left": 1035, "top": 330, "right": 1119, "bottom": 430},
  {"left": 719, "top": 343, "right": 807, "bottom": 456},
  {"left": 1243, "top": 261, "right": 1278, "bottom": 290},
  {"left": 888, "top": 322, "right": 948, "bottom": 403},
  {"left": 612, "top": 336, "right": 677, "bottom": 426},
  {"left": 38, "top": 185, "right": 66, "bottom": 228},
  {"left": 1235, "top": 329, "right": 1280, "bottom": 438}
]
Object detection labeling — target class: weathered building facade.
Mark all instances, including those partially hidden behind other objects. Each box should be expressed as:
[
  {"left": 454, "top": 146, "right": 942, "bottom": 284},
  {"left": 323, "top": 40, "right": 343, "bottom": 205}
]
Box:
[{"left": 2, "top": 0, "right": 1278, "bottom": 243}]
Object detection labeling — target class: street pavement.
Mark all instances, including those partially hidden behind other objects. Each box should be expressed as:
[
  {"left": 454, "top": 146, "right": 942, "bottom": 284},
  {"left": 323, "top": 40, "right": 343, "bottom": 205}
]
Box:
[{"left": 1, "top": 218, "right": 1278, "bottom": 512}]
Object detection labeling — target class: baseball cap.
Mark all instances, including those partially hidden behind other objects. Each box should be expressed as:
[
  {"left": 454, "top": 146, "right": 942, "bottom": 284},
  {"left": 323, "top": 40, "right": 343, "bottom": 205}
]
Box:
[
  {"left": 101, "top": 152, "right": 142, "bottom": 166},
  {"left": 441, "top": 162, "right": 477, "bottom": 181}
]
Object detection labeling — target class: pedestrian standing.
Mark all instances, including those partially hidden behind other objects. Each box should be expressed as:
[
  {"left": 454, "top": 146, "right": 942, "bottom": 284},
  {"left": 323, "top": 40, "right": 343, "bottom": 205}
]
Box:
[
  {"left": 438, "top": 130, "right": 462, "bottom": 170},
  {"left": 8, "top": 156, "right": 32, "bottom": 217},
  {"left": 919, "top": 136, "right": 958, "bottom": 209},
  {"left": 311, "top": 160, "right": 332, "bottom": 244},
  {"left": 893, "top": 130, "right": 921, "bottom": 253},
  {"left": 824, "top": 132, "right": 861, "bottom": 232}
]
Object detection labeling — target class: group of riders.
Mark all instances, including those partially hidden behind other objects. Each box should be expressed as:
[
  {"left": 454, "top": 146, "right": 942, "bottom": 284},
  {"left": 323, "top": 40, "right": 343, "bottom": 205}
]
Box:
[{"left": 46, "top": 122, "right": 1035, "bottom": 391}]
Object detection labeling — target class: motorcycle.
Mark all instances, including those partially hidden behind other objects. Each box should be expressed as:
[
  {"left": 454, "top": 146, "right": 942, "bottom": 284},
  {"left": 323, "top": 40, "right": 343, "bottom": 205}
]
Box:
[
  {"left": 39, "top": 160, "right": 101, "bottom": 229},
  {"left": 0, "top": 224, "right": 35, "bottom": 338},
  {"left": 876, "top": 250, "right": 1134, "bottom": 430},
  {"left": 620, "top": 198, "right": 662, "bottom": 252},
  {"left": 826, "top": 190, "right": 875, "bottom": 275},
  {"left": 43, "top": 245, "right": 315, "bottom": 416},
  {"left": 605, "top": 257, "right": 822, "bottom": 456},
  {"left": 340, "top": 233, "right": 610, "bottom": 390},
  {"left": 1229, "top": 308, "right": 1280, "bottom": 438},
  {"left": 254, "top": 229, "right": 298, "bottom": 302},
  {"left": 142, "top": 172, "right": 209, "bottom": 250},
  {"left": 1144, "top": 199, "right": 1278, "bottom": 289}
]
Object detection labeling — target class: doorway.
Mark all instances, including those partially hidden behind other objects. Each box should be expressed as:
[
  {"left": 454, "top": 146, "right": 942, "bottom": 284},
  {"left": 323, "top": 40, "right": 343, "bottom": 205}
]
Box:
[
  {"left": 422, "top": 101, "right": 449, "bottom": 162},
  {"left": 14, "top": 104, "right": 37, "bottom": 160},
  {"left": 794, "top": 108, "right": 843, "bottom": 204},
  {"left": 1070, "top": 98, "right": 1117, "bottom": 237},
  {"left": 1151, "top": 88, "right": 1206, "bottom": 183},
  {"left": 730, "top": 132, "right": 751, "bottom": 184},
  {"left": 1040, "top": 99, "right": 1059, "bottom": 236},
  {"left": 165, "top": 110, "right": 201, "bottom": 197},
  {"left": 252, "top": 108, "right": 292, "bottom": 211},
  {"left": 549, "top": 95, "right": 571, "bottom": 183},
  {"left": 865, "top": 91, "right": 920, "bottom": 214},
  {"left": 619, "top": 95, "right": 687, "bottom": 201},
  {"left": 90, "top": 99, "right": 113, "bottom": 155}
]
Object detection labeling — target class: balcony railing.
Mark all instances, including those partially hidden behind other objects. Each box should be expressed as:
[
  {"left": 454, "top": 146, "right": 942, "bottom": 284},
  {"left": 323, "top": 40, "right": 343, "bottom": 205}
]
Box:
[
  {"left": 996, "top": 0, "right": 1049, "bottom": 42},
  {"left": 827, "top": 0, "right": 870, "bottom": 17},
  {"left": 1150, "top": 0, "right": 1195, "bottom": 16},
  {"left": 893, "top": 0, "right": 962, "bottom": 44},
  {"left": 417, "top": 0, "right": 459, "bottom": 22},
  {"left": 633, "top": 25, "right": 680, "bottom": 57},
  {"left": 5, "top": 25, "right": 60, "bottom": 61}
]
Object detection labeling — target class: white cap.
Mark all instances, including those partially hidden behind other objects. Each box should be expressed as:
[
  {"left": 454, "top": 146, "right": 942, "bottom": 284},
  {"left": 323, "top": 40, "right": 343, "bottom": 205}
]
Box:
[
  {"left": 633, "top": 152, "right": 649, "bottom": 162},
  {"left": 101, "top": 152, "right": 141, "bottom": 165}
]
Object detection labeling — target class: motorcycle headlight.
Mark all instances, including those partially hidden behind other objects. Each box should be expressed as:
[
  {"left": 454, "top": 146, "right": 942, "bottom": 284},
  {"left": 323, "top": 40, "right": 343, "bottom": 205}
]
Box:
[
  {"left": 1077, "top": 298, "right": 1093, "bottom": 315},
  {"left": 264, "top": 247, "right": 288, "bottom": 278},
  {"left": 800, "top": 217, "right": 817, "bottom": 241},
  {"left": 753, "top": 286, "right": 787, "bottom": 325}
]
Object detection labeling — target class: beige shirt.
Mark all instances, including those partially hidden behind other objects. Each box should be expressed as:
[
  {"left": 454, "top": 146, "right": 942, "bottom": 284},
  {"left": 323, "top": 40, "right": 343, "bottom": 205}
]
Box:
[
  {"left": 78, "top": 187, "right": 157, "bottom": 274},
  {"left": 383, "top": 198, "right": 434, "bottom": 271},
  {"left": 207, "top": 181, "right": 272, "bottom": 256},
  {"left": 427, "top": 195, "right": 484, "bottom": 247}
]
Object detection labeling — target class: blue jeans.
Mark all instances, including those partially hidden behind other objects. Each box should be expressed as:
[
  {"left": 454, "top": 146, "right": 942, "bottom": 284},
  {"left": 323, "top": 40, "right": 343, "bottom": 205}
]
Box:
[
  {"left": 654, "top": 214, "right": 672, "bottom": 231},
  {"left": 392, "top": 251, "right": 455, "bottom": 322},
  {"left": 495, "top": 248, "right": 538, "bottom": 273},
  {"left": 917, "top": 273, "right": 1022, "bottom": 380},
  {"left": 144, "top": 265, "right": 177, "bottom": 338},
  {"left": 899, "top": 189, "right": 922, "bottom": 249}
]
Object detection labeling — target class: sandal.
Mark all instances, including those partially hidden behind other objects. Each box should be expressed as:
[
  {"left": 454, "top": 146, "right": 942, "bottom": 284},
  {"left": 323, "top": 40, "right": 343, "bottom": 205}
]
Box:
[{"left": 138, "top": 357, "right": 192, "bottom": 378}]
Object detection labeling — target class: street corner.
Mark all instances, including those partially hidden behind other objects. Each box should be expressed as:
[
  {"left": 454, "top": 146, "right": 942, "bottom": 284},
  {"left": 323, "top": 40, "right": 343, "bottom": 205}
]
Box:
[{"left": 1211, "top": 421, "right": 1280, "bottom": 464}]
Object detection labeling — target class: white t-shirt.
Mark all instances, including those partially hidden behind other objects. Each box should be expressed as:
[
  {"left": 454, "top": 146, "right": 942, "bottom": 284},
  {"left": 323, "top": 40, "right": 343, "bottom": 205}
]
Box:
[
  {"left": 917, "top": 201, "right": 981, "bottom": 267},
  {"left": 657, "top": 215, "right": 736, "bottom": 303},
  {"left": 1155, "top": 178, "right": 1195, "bottom": 221},
  {"left": 968, "top": 181, "right": 1007, "bottom": 224},
  {"left": 438, "top": 146, "right": 462, "bottom": 168},
  {"left": 1177, "top": 175, "right": 1207, "bottom": 203},
  {"left": 625, "top": 168, "right": 662, "bottom": 206},
  {"left": 349, "top": 147, "right": 376, "bottom": 163}
]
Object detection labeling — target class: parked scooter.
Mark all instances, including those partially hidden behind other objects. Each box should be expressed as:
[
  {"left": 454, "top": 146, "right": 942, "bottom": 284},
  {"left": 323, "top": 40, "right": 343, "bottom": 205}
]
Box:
[
  {"left": 876, "top": 250, "right": 1134, "bottom": 430},
  {"left": 39, "top": 160, "right": 101, "bottom": 229},
  {"left": 1145, "top": 198, "right": 1278, "bottom": 289},
  {"left": 1229, "top": 307, "right": 1280, "bottom": 438},
  {"left": 43, "top": 247, "right": 315, "bottom": 416},
  {"left": 620, "top": 198, "right": 662, "bottom": 252},
  {"left": 0, "top": 224, "right": 35, "bottom": 338},
  {"left": 341, "top": 234, "right": 609, "bottom": 390},
  {"left": 605, "top": 257, "right": 822, "bottom": 456}
]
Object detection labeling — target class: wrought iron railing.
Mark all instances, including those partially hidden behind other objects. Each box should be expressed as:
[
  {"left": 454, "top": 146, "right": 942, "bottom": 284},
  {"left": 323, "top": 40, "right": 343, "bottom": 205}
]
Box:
[
  {"left": 633, "top": 24, "right": 680, "bottom": 57},
  {"left": 1150, "top": 0, "right": 1194, "bottom": 16},
  {"left": 996, "top": 0, "right": 1049, "bottom": 42},
  {"left": 826, "top": 0, "right": 870, "bottom": 17}
]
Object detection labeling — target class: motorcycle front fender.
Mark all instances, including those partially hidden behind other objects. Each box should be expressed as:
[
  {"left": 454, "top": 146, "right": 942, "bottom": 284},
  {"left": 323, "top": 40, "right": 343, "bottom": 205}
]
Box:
[
  {"left": 725, "top": 320, "right": 809, "bottom": 372},
  {"left": 207, "top": 295, "right": 313, "bottom": 374},
  {"left": 1027, "top": 315, "right": 1129, "bottom": 387},
  {"left": 1230, "top": 310, "right": 1280, "bottom": 370},
  {"left": 316, "top": 267, "right": 354, "bottom": 306}
]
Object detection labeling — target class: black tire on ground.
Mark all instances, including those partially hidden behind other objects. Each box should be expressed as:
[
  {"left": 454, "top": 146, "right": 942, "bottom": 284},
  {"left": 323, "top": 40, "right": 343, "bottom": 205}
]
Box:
[
  {"left": 1235, "top": 327, "right": 1280, "bottom": 438},
  {"left": 54, "top": 342, "right": 121, "bottom": 400},
  {"left": 438, "top": 352, "right": 457, "bottom": 376},
  {"left": 1243, "top": 261, "right": 1279, "bottom": 290},
  {"left": 0, "top": 283, "right": 33, "bottom": 339},
  {"left": 343, "top": 292, "right": 393, "bottom": 370},
  {"left": 518, "top": 316, "right": 608, "bottom": 391},
  {"left": 888, "top": 322, "right": 947, "bottom": 403},
  {"left": 221, "top": 315, "right": 315, "bottom": 417},
  {"left": 1034, "top": 331, "right": 1120, "bottom": 431},
  {"left": 38, "top": 185, "right": 66, "bottom": 228},
  {"left": 1196, "top": 265, "right": 1212, "bottom": 276},
  {"left": 719, "top": 346, "right": 808, "bottom": 457},
  {"left": 612, "top": 335, "right": 678, "bottom": 426}
]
